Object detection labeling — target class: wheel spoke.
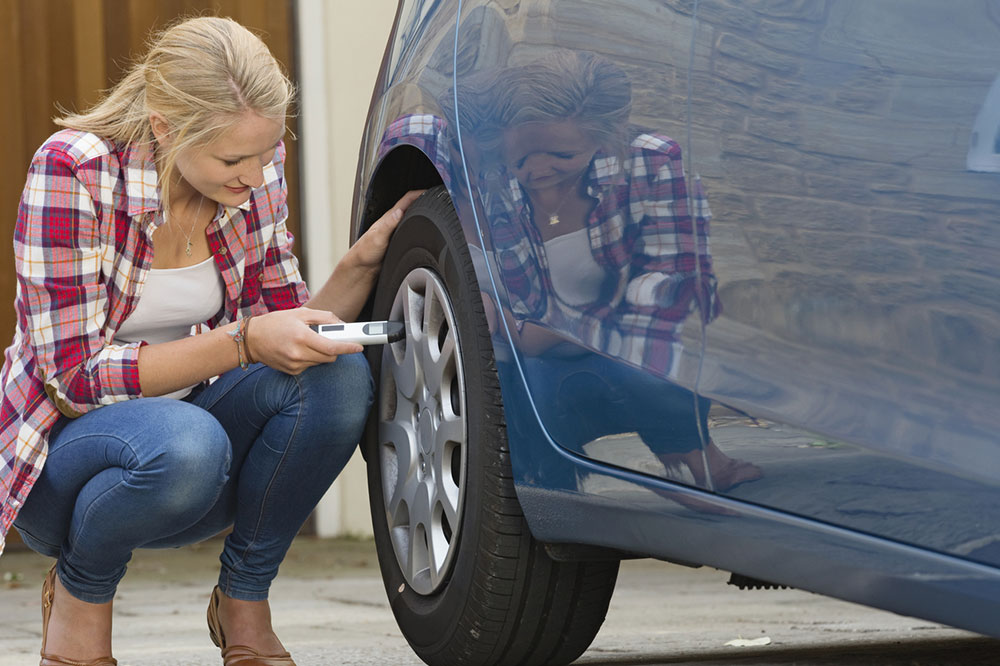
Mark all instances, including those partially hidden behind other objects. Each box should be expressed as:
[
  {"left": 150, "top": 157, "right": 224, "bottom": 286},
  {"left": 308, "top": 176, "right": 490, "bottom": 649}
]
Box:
[
  {"left": 434, "top": 446, "right": 461, "bottom": 526},
  {"left": 390, "top": 292, "right": 423, "bottom": 399},
  {"left": 419, "top": 288, "right": 442, "bottom": 395},
  {"left": 436, "top": 415, "right": 464, "bottom": 454},
  {"left": 392, "top": 344, "right": 420, "bottom": 402},
  {"left": 438, "top": 325, "right": 457, "bottom": 366},
  {"left": 381, "top": 419, "right": 416, "bottom": 512},
  {"left": 380, "top": 267, "right": 467, "bottom": 596},
  {"left": 423, "top": 325, "right": 457, "bottom": 398},
  {"left": 421, "top": 283, "right": 438, "bottom": 342},
  {"left": 410, "top": 480, "right": 434, "bottom": 537},
  {"left": 407, "top": 523, "right": 429, "bottom": 585},
  {"left": 428, "top": 511, "right": 449, "bottom": 589},
  {"left": 391, "top": 478, "right": 420, "bottom": 529},
  {"left": 408, "top": 482, "right": 434, "bottom": 584}
]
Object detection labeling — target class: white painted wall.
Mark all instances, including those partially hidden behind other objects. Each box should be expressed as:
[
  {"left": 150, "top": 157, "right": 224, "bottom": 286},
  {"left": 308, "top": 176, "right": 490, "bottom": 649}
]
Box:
[{"left": 296, "top": 0, "right": 400, "bottom": 537}]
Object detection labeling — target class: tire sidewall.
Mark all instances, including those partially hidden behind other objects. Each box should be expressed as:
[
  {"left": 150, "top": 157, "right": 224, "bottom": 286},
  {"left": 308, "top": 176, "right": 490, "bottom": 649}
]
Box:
[{"left": 365, "top": 193, "right": 497, "bottom": 651}]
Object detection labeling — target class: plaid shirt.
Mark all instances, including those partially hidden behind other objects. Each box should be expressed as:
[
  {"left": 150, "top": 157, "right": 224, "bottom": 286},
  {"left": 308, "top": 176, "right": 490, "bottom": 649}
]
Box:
[
  {"left": 483, "top": 132, "right": 718, "bottom": 375},
  {"left": 0, "top": 129, "right": 308, "bottom": 552}
]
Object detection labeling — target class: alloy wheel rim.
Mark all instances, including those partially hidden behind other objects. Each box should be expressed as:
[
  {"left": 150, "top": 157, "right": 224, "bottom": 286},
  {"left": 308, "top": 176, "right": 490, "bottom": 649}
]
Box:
[{"left": 378, "top": 267, "right": 467, "bottom": 595}]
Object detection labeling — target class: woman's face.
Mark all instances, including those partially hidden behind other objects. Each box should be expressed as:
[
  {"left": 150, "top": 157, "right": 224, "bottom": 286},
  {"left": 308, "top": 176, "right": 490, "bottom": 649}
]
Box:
[
  {"left": 168, "top": 112, "right": 285, "bottom": 207},
  {"left": 501, "top": 120, "right": 600, "bottom": 191}
]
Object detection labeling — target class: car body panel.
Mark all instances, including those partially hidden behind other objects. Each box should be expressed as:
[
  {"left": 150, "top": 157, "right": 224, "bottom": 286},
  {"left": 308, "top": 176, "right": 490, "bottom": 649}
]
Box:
[
  {"left": 685, "top": 0, "right": 1000, "bottom": 569},
  {"left": 352, "top": 0, "right": 1000, "bottom": 639},
  {"left": 450, "top": 1, "right": 716, "bottom": 490}
]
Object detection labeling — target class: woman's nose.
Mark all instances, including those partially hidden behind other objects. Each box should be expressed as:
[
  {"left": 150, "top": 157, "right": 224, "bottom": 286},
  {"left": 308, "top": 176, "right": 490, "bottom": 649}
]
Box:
[
  {"left": 522, "top": 154, "right": 556, "bottom": 177},
  {"left": 239, "top": 161, "right": 265, "bottom": 188}
]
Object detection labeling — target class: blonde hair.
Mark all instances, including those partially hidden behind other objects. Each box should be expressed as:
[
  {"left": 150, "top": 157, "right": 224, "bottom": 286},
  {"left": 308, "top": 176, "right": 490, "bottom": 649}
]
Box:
[
  {"left": 454, "top": 51, "right": 632, "bottom": 170},
  {"left": 497, "top": 51, "right": 631, "bottom": 148},
  {"left": 56, "top": 15, "right": 295, "bottom": 210}
]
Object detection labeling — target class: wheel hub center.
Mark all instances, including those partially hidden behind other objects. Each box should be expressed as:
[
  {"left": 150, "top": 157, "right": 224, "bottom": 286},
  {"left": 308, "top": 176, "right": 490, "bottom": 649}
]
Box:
[{"left": 418, "top": 407, "right": 435, "bottom": 455}]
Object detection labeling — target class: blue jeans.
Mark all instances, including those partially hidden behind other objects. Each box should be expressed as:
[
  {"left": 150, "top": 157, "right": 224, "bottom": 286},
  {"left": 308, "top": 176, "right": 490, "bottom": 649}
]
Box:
[
  {"left": 14, "top": 355, "right": 373, "bottom": 603},
  {"left": 524, "top": 351, "right": 707, "bottom": 455}
]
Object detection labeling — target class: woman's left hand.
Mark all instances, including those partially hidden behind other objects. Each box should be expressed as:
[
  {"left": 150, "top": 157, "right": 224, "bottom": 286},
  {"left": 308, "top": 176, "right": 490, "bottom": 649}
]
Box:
[
  {"left": 304, "top": 190, "right": 425, "bottom": 322},
  {"left": 349, "top": 190, "right": 425, "bottom": 270}
]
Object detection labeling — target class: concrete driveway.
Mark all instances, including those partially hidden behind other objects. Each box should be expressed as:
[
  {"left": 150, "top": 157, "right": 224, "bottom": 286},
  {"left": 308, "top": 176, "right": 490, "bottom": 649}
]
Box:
[{"left": 1, "top": 536, "right": 996, "bottom": 665}]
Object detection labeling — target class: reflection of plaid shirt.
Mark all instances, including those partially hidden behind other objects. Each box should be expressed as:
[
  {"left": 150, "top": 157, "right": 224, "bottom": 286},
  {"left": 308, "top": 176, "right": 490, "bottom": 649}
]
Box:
[
  {"left": 0, "top": 130, "right": 308, "bottom": 550},
  {"left": 486, "top": 133, "right": 718, "bottom": 373},
  {"left": 377, "top": 114, "right": 452, "bottom": 186},
  {"left": 376, "top": 115, "right": 717, "bottom": 375}
]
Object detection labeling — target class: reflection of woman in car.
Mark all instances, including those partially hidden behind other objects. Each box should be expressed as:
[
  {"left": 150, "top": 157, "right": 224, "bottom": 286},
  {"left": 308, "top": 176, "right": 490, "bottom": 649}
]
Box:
[
  {"left": 0, "top": 17, "right": 419, "bottom": 666},
  {"left": 464, "top": 51, "right": 761, "bottom": 491}
]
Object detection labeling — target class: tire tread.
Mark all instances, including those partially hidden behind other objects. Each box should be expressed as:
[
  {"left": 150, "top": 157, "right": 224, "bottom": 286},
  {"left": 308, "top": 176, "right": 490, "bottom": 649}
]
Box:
[{"left": 368, "top": 186, "right": 618, "bottom": 666}]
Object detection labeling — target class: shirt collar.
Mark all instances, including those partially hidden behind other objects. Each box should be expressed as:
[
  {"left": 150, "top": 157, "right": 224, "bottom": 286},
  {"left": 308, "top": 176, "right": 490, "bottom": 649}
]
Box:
[
  {"left": 121, "top": 144, "right": 253, "bottom": 220},
  {"left": 122, "top": 143, "right": 161, "bottom": 217},
  {"left": 588, "top": 149, "right": 626, "bottom": 190}
]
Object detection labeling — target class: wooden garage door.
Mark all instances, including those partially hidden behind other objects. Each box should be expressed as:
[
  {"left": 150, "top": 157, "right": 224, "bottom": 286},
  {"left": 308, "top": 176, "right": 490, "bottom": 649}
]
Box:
[{"left": 0, "top": 0, "right": 301, "bottom": 347}]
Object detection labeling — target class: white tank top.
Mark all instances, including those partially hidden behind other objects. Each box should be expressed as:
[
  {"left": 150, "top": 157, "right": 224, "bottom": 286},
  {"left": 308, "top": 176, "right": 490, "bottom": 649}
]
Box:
[
  {"left": 116, "top": 257, "right": 226, "bottom": 399},
  {"left": 543, "top": 227, "right": 607, "bottom": 307}
]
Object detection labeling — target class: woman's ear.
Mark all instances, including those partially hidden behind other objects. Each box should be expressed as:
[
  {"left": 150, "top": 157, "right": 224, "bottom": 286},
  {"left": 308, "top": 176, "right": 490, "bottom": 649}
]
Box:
[{"left": 149, "top": 112, "right": 171, "bottom": 148}]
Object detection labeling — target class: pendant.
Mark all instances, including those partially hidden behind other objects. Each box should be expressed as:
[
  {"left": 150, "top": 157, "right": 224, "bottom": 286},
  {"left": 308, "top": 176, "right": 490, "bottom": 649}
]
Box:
[
  {"left": 549, "top": 214, "right": 560, "bottom": 225},
  {"left": 185, "top": 239, "right": 193, "bottom": 256}
]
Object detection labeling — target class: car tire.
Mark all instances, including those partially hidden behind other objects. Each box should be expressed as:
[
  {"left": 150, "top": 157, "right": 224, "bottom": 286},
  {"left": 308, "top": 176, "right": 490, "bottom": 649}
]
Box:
[{"left": 364, "top": 185, "right": 620, "bottom": 666}]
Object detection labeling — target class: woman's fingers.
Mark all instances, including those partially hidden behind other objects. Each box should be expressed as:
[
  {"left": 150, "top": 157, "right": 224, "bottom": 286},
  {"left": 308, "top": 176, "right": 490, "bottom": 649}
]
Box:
[
  {"left": 247, "top": 308, "right": 363, "bottom": 374},
  {"left": 372, "top": 189, "right": 426, "bottom": 232},
  {"left": 296, "top": 306, "right": 338, "bottom": 325},
  {"left": 350, "top": 189, "right": 429, "bottom": 271},
  {"left": 304, "top": 328, "right": 364, "bottom": 359},
  {"left": 294, "top": 308, "right": 364, "bottom": 357},
  {"left": 394, "top": 189, "right": 425, "bottom": 210}
]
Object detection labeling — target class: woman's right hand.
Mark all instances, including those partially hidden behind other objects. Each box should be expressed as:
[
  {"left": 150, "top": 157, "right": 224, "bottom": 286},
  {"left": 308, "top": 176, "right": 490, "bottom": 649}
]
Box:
[{"left": 246, "top": 307, "right": 363, "bottom": 375}]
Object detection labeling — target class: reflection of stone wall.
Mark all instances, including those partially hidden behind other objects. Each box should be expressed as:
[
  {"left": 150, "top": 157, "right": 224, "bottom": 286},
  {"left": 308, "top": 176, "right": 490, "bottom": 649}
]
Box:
[
  {"left": 673, "top": 0, "right": 1000, "bottom": 380},
  {"left": 448, "top": 0, "right": 1000, "bottom": 380}
]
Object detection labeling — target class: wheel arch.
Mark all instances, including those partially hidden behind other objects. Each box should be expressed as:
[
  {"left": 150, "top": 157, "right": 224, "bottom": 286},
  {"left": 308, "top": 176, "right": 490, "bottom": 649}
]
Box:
[
  {"left": 357, "top": 144, "right": 447, "bottom": 238},
  {"left": 355, "top": 143, "right": 497, "bottom": 463}
]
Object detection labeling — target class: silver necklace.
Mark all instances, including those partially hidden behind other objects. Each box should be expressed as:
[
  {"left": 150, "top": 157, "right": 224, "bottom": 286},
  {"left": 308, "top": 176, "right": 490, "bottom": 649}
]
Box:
[
  {"left": 537, "top": 176, "right": 583, "bottom": 226},
  {"left": 176, "top": 197, "right": 205, "bottom": 256}
]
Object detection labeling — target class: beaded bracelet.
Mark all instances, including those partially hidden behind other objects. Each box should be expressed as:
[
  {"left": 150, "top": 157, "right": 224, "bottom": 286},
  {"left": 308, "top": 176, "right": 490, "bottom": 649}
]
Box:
[
  {"left": 243, "top": 315, "right": 257, "bottom": 364},
  {"left": 226, "top": 316, "right": 253, "bottom": 370}
]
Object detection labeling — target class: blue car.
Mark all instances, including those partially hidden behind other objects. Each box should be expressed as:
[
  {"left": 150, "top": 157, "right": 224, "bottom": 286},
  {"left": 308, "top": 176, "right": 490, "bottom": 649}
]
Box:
[{"left": 350, "top": 2, "right": 1000, "bottom": 664}]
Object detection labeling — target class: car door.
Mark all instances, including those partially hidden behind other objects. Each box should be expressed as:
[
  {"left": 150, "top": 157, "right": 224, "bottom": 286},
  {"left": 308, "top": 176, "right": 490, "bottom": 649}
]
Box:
[
  {"left": 452, "top": 0, "right": 717, "bottom": 490},
  {"left": 687, "top": 0, "right": 1000, "bottom": 566}
]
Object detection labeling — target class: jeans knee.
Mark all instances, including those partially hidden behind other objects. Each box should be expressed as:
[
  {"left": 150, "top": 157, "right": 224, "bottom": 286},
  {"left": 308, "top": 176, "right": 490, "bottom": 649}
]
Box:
[
  {"left": 337, "top": 352, "right": 375, "bottom": 415},
  {"left": 299, "top": 353, "right": 374, "bottom": 437},
  {"left": 140, "top": 411, "right": 230, "bottom": 515},
  {"left": 338, "top": 353, "right": 375, "bottom": 422}
]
